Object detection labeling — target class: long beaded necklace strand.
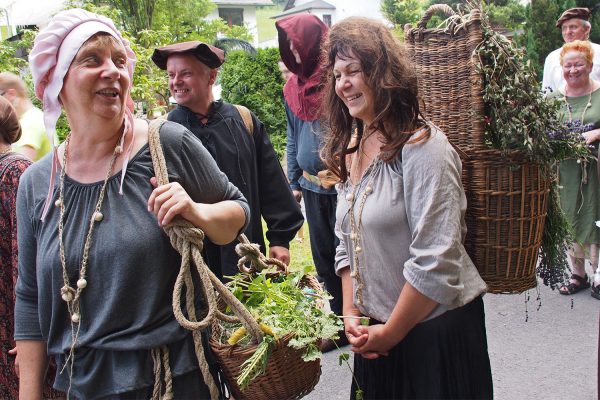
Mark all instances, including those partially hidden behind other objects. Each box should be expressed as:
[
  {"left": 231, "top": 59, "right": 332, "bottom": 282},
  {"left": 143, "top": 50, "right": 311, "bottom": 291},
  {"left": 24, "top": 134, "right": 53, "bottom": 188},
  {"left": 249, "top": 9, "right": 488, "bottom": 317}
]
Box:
[
  {"left": 563, "top": 83, "right": 593, "bottom": 123},
  {"left": 56, "top": 133, "right": 122, "bottom": 392},
  {"left": 346, "top": 135, "right": 380, "bottom": 306}
]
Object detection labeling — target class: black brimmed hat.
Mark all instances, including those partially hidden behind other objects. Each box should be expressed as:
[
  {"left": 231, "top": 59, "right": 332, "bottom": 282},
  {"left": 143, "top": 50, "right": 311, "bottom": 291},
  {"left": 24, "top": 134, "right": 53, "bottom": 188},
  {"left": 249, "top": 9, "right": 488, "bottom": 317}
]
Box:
[{"left": 152, "top": 41, "right": 225, "bottom": 69}]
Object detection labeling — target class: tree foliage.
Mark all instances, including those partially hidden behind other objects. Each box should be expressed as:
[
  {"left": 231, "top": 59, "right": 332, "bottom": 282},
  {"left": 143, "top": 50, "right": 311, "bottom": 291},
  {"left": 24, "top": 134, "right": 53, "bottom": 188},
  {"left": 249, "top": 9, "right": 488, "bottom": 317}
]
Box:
[
  {"left": 63, "top": 0, "right": 251, "bottom": 112},
  {"left": 523, "top": 0, "right": 563, "bottom": 80},
  {"left": 382, "top": 0, "right": 526, "bottom": 32},
  {"left": 219, "top": 48, "right": 287, "bottom": 158}
]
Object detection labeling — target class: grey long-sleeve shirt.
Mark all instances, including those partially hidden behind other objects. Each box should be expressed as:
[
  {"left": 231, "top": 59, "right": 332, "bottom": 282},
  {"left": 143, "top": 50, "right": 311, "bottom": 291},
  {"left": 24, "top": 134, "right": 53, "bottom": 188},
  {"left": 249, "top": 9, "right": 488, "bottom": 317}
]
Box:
[
  {"left": 15, "top": 121, "right": 249, "bottom": 398},
  {"left": 335, "top": 126, "right": 486, "bottom": 323}
]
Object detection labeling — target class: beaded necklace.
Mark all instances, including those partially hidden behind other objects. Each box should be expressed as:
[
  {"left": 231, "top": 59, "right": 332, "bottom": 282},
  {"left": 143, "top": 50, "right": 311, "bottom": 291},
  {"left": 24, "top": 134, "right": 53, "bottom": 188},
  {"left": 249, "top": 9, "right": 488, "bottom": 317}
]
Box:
[
  {"left": 56, "top": 133, "right": 122, "bottom": 389},
  {"left": 346, "top": 135, "right": 381, "bottom": 306},
  {"left": 563, "top": 85, "right": 593, "bottom": 124}
]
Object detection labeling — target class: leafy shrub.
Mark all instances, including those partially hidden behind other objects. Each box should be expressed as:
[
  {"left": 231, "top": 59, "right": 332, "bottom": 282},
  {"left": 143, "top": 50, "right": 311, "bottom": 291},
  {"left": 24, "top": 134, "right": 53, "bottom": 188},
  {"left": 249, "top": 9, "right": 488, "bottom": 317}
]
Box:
[{"left": 219, "top": 48, "right": 287, "bottom": 159}]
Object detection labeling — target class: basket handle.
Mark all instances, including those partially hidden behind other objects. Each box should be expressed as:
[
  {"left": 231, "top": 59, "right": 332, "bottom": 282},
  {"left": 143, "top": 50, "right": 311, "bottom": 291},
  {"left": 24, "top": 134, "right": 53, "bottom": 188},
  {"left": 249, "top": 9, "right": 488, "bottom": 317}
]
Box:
[{"left": 416, "top": 4, "right": 456, "bottom": 29}]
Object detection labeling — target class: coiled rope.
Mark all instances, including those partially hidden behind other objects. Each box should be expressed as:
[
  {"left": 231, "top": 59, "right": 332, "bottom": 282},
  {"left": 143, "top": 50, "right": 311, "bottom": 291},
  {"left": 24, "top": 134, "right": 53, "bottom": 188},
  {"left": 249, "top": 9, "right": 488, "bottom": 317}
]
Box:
[{"left": 147, "top": 119, "right": 284, "bottom": 399}]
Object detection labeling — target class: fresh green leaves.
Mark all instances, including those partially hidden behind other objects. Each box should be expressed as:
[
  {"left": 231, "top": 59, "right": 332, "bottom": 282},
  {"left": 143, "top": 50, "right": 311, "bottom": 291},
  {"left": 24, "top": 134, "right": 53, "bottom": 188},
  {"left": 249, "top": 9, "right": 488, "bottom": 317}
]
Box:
[
  {"left": 338, "top": 352, "right": 350, "bottom": 366},
  {"left": 237, "top": 336, "right": 273, "bottom": 390},
  {"left": 223, "top": 270, "right": 343, "bottom": 387}
]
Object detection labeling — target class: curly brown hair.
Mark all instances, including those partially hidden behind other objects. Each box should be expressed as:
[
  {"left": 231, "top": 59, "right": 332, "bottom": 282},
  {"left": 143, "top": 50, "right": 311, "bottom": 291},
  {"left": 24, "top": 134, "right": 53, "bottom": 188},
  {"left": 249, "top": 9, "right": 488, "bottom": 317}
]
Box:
[{"left": 320, "top": 17, "right": 429, "bottom": 181}]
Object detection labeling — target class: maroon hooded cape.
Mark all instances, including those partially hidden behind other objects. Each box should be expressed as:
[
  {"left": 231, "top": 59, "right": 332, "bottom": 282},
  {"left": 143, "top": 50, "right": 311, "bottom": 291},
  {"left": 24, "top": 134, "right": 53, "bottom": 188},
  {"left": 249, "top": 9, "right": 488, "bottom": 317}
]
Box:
[{"left": 276, "top": 14, "right": 328, "bottom": 121}]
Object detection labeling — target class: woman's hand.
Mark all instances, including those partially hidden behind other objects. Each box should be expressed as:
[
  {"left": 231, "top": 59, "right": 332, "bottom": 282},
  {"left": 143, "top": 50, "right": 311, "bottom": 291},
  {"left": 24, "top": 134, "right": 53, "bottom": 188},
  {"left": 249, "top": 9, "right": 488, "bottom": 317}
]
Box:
[
  {"left": 148, "top": 177, "right": 196, "bottom": 226},
  {"left": 148, "top": 177, "right": 246, "bottom": 244},
  {"left": 343, "top": 309, "right": 368, "bottom": 349},
  {"left": 353, "top": 324, "right": 395, "bottom": 359},
  {"left": 582, "top": 129, "right": 600, "bottom": 145},
  {"left": 8, "top": 346, "right": 18, "bottom": 375}
]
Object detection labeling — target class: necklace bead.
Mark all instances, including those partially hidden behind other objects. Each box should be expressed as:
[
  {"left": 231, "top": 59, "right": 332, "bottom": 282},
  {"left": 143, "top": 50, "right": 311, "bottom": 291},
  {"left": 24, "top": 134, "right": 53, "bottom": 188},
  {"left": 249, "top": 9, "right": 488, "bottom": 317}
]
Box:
[
  {"left": 563, "top": 90, "right": 593, "bottom": 124},
  {"left": 365, "top": 186, "right": 373, "bottom": 195},
  {"left": 346, "top": 193, "right": 354, "bottom": 202},
  {"left": 58, "top": 133, "right": 122, "bottom": 334}
]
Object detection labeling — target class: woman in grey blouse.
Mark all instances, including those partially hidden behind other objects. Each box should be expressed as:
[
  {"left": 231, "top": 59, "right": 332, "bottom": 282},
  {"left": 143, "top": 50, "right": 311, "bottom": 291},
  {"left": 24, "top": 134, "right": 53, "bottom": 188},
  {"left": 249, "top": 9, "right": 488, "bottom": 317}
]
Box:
[
  {"left": 321, "top": 17, "right": 493, "bottom": 399},
  {"left": 14, "top": 9, "right": 248, "bottom": 399}
]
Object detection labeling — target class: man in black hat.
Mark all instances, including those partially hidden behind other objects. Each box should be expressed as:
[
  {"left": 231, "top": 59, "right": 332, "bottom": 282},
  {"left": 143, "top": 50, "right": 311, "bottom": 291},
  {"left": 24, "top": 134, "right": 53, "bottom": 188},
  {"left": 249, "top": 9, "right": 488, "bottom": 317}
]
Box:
[
  {"left": 152, "top": 41, "right": 304, "bottom": 280},
  {"left": 543, "top": 7, "right": 600, "bottom": 92}
]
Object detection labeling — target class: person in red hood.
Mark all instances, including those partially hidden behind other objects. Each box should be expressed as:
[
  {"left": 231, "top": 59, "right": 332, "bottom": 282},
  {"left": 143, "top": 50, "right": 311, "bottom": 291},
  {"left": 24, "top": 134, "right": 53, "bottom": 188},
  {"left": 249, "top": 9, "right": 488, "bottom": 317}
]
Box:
[{"left": 276, "top": 14, "right": 345, "bottom": 352}]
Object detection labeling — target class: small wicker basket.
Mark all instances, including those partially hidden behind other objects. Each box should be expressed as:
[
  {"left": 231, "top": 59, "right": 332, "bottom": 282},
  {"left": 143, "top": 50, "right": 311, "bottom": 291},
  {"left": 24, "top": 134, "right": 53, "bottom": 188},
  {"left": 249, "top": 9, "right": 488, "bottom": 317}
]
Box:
[
  {"left": 405, "top": 5, "right": 550, "bottom": 293},
  {"left": 209, "top": 273, "right": 323, "bottom": 400}
]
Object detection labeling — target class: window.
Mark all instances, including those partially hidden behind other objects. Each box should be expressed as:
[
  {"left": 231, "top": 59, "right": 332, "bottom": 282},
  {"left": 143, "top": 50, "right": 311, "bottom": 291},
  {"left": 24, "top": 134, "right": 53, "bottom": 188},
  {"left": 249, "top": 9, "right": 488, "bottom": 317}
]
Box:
[
  {"left": 219, "top": 8, "right": 244, "bottom": 27},
  {"left": 322, "top": 14, "right": 332, "bottom": 27}
]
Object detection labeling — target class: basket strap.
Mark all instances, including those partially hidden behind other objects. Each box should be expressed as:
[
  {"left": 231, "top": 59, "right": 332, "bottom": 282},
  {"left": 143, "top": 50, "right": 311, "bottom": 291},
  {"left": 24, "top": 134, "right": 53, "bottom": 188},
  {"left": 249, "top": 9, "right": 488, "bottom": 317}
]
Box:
[{"left": 417, "top": 4, "right": 456, "bottom": 29}]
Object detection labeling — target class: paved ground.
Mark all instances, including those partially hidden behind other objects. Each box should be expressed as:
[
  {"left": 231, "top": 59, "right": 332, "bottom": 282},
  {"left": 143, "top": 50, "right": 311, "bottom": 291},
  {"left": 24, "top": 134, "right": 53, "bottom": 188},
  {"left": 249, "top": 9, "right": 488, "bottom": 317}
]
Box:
[{"left": 305, "top": 280, "right": 599, "bottom": 400}]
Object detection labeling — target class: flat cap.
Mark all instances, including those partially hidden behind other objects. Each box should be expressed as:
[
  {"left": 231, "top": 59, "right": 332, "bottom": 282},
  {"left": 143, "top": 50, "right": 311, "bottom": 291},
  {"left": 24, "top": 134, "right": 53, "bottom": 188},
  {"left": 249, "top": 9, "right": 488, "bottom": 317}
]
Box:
[
  {"left": 152, "top": 41, "right": 225, "bottom": 69},
  {"left": 557, "top": 7, "right": 591, "bottom": 28}
]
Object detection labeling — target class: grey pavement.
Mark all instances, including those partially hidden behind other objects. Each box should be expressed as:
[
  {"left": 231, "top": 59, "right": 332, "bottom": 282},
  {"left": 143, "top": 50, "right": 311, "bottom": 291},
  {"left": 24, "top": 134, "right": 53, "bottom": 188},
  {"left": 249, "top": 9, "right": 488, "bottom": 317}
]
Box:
[{"left": 305, "top": 280, "right": 599, "bottom": 400}]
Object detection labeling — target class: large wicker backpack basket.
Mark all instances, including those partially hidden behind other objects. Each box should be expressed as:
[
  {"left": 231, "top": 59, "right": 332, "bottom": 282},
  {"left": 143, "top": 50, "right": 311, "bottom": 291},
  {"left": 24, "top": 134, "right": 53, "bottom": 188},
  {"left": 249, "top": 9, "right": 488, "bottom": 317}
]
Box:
[{"left": 405, "top": 5, "right": 550, "bottom": 293}]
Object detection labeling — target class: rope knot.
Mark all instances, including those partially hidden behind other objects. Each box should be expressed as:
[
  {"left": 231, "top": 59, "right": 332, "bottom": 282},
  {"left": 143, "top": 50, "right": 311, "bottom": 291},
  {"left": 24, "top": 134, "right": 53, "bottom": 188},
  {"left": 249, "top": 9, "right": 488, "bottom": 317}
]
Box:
[
  {"left": 235, "top": 242, "right": 268, "bottom": 273},
  {"left": 164, "top": 219, "right": 206, "bottom": 252}
]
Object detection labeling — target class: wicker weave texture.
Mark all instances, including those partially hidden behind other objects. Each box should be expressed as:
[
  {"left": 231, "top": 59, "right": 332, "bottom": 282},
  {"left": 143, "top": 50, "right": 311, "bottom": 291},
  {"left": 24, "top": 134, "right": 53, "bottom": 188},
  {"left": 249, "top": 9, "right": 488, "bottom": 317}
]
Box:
[
  {"left": 463, "top": 152, "right": 549, "bottom": 293},
  {"left": 405, "top": 6, "right": 550, "bottom": 293},
  {"left": 210, "top": 274, "right": 323, "bottom": 400},
  {"left": 405, "top": 9, "right": 486, "bottom": 151}
]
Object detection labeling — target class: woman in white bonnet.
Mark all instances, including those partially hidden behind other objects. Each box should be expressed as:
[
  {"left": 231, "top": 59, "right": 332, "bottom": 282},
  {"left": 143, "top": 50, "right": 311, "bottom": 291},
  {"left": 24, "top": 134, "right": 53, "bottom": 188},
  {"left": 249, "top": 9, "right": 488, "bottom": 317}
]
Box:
[{"left": 15, "top": 8, "right": 248, "bottom": 398}]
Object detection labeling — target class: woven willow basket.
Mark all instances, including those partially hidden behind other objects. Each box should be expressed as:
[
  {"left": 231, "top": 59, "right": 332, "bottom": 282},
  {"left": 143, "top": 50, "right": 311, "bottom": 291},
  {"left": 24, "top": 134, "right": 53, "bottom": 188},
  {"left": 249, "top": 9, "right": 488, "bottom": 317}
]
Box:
[
  {"left": 209, "top": 273, "right": 323, "bottom": 400},
  {"left": 405, "top": 5, "right": 550, "bottom": 293}
]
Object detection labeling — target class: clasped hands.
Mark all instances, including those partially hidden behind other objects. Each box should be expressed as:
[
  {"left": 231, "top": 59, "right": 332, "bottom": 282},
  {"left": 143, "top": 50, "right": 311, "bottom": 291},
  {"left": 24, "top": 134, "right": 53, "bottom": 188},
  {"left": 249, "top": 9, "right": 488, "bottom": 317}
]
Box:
[{"left": 344, "top": 314, "right": 397, "bottom": 360}]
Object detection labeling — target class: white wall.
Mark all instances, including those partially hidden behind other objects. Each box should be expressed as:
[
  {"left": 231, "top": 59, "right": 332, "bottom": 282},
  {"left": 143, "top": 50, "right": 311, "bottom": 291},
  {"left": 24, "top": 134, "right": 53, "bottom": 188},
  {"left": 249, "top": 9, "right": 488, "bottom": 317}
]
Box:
[
  {"left": 207, "top": 6, "right": 260, "bottom": 47},
  {"left": 291, "top": 0, "right": 387, "bottom": 25}
]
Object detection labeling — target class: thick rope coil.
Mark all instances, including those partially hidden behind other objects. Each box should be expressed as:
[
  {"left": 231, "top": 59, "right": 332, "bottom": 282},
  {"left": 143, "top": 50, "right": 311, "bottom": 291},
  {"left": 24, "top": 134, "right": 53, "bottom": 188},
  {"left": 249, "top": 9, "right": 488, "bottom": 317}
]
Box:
[{"left": 148, "top": 119, "right": 266, "bottom": 399}]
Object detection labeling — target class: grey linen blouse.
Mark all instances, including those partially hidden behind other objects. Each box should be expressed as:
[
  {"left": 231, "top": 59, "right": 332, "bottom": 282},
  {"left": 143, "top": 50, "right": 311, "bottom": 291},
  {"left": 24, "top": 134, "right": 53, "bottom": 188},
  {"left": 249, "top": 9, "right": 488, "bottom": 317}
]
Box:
[
  {"left": 334, "top": 126, "right": 487, "bottom": 323},
  {"left": 14, "top": 121, "right": 249, "bottom": 398}
]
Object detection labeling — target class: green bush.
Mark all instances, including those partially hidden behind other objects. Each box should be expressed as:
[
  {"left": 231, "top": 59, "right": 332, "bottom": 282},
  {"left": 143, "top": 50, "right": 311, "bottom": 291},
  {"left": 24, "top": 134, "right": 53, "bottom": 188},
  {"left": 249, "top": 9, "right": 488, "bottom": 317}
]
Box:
[{"left": 219, "top": 48, "right": 287, "bottom": 159}]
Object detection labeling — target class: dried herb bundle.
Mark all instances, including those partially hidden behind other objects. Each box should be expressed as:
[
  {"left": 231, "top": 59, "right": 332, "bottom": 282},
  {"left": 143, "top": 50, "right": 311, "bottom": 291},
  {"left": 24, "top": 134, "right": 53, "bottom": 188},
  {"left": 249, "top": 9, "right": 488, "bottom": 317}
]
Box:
[{"left": 470, "top": 9, "right": 592, "bottom": 288}]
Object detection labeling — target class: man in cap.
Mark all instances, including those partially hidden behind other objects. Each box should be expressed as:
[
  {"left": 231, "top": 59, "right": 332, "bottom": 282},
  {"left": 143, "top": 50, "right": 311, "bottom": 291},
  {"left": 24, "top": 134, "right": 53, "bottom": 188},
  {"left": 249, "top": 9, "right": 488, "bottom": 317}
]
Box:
[
  {"left": 152, "top": 41, "right": 303, "bottom": 280},
  {"left": 543, "top": 7, "right": 600, "bottom": 92}
]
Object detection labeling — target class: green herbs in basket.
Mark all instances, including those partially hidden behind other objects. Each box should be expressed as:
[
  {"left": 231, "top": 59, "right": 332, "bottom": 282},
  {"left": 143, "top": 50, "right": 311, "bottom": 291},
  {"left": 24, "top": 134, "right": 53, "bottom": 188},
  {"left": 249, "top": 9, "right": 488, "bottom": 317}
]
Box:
[{"left": 216, "top": 267, "right": 343, "bottom": 389}]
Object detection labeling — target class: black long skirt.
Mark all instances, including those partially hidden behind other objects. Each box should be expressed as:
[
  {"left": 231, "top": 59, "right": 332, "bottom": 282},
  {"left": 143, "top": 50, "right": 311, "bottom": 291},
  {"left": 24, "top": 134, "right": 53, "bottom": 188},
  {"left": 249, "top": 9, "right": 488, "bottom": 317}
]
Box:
[{"left": 351, "top": 296, "right": 493, "bottom": 400}]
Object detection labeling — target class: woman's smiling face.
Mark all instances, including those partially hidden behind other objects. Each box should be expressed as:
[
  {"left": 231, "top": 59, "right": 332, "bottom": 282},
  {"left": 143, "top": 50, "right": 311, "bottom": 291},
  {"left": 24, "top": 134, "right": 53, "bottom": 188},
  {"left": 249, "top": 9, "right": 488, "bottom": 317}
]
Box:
[
  {"left": 60, "top": 34, "right": 130, "bottom": 122},
  {"left": 562, "top": 50, "right": 592, "bottom": 88},
  {"left": 333, "top": 53, "right": 376, "bottom": 124}
]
